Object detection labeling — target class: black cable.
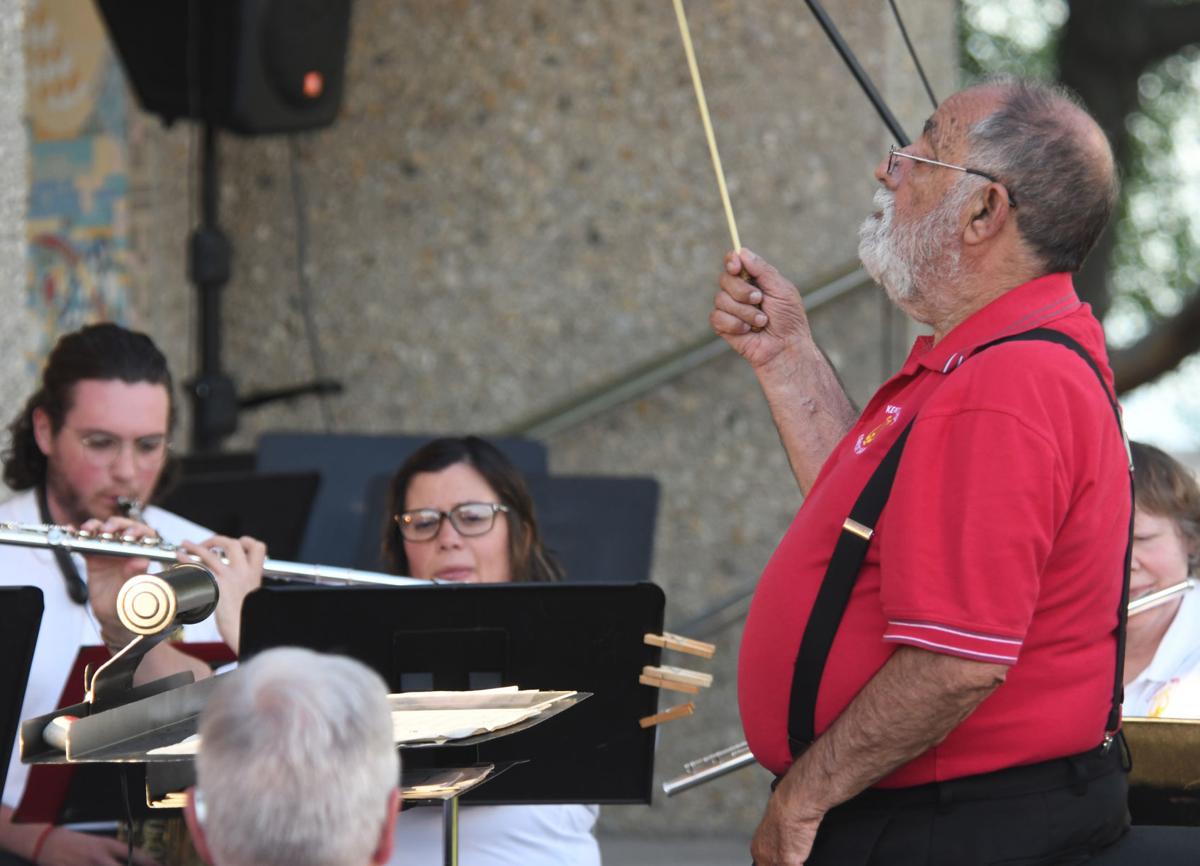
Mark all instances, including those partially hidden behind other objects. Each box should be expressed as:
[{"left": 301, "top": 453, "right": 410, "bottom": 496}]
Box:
[
  {"left": 288, "top": 136, "right": 336, "bottom": 432},
  {"left": 887, "top": 0, "right": 939, "bottom": 109},
  {"left": 803, "top": 0, "right": 911, "bottom": 146}
]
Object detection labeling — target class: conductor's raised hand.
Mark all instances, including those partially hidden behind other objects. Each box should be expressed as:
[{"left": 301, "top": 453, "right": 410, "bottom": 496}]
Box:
[
  {"left": 710, "top": 248, "right": 814, "bottom": 371},
  {"left": 178, "top": 534, "right": 265, "bottom": 655}
]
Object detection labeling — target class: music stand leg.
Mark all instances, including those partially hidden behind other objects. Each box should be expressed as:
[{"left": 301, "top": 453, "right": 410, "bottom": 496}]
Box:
[{"left": 441, "top": 796, "right": 459, "bottom": 866}]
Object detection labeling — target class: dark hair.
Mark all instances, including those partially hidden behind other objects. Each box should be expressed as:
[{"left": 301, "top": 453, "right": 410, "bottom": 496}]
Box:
[
  {"left": 381, "top": 436, "right": 563, "bottom": 583},
  {"left": 967, "top": 77, "right": 1119, "bottom": 273},
  {"left": 2, "top": 323, "right": 176, "bottom": 490},
  {"left": 1131, "top": 441, "right": 1200, "bottom": 568}
]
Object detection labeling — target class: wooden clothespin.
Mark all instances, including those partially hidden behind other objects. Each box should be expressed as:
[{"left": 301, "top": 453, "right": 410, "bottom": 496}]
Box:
[
  {"left": 644, "top": 632, "right": 716, "bottom": 660},
  {"left": 639, "top": 672, "right": 698, "bottom": 694},
  {"left": 642, "top": 664, "right": 713, "bottom": 691},
  {"left": 638, "top": 633, "right": 715, "bottom": 728},
  {"left": 639, "top": 702, "right": 695, "bottom": 729}
]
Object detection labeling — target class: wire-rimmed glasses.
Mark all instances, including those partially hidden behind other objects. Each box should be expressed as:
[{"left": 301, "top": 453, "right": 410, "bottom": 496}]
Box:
[
  {"left": 68, "top": 428, "right": 170, "bottom": 471},
  {"left": 887, "top": 145, "right": 1017, "bottom": 208}
]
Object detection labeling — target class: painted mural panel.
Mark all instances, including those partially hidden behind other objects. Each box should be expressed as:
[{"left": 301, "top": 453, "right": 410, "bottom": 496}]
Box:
[{"left": 24, "top": 0, "right": 129, "bottom": 369}]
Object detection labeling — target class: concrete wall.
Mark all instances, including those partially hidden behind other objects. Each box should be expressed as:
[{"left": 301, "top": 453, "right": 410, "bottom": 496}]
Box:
[
  {"left": 120, "top": 0, "right": 958, "bottom": 836},
  {"left": 0, "top": 0, "right": 34, "bottom": 434}
]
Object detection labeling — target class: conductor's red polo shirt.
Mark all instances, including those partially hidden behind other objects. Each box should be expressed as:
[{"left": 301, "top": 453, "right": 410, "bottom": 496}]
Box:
[{"left": 738, "top": 273, "right": 1129, "bottom": 786}]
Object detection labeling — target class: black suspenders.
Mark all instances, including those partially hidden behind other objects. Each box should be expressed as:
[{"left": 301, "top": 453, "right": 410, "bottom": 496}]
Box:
[
  {"left": 786, "top": 420, "right": 913, "bottom": 752},
  {"left": 786, "top": 328, "right": 1133, "bottom": 755}
]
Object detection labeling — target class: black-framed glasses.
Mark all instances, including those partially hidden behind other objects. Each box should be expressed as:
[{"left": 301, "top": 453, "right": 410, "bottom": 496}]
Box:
[
  {"left": 887, "top": 145, "right": 1017, "bottom": 208},
  {"left": 395, "top": 502, "right": 510, "bottom": 542}
]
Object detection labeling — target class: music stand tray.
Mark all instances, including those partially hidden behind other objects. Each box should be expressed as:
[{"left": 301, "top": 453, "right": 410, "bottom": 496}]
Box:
[{"left": 21, "top": 672, "right": 582, "bottom": 866}]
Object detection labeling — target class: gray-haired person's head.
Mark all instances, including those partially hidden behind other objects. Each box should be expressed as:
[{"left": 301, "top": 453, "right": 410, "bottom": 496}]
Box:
[
  {"left": 193, "top": 648, "right": 398, "bottom": 866},
  {"left": 966, "top": 76, "right": 1119, "bottom": 274}
]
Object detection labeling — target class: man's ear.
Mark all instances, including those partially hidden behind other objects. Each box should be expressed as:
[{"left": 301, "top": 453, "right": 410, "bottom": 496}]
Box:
[
  {"left": 962, "top": 183, "right": 1012, "bottom": 246},
  {"left": 370, "top": 788, "right": 401, "bottom": 865},
  {"left": 183, "top": 787, "right": 216, "bottom": 866},
  {"left": 31, "top": 407, "right": 54, "bottom": 458}
]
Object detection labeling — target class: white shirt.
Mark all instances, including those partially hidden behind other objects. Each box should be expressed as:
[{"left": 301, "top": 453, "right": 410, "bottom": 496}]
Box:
[
  {"left": 390, "top": 803, "right": 601, "bottom": 866},
  {"left": 0, "top": 489, "right": 222, "bottom": 808},
  {"left": 1124, "top": 583, "right": 1200, "bottom": 718}
]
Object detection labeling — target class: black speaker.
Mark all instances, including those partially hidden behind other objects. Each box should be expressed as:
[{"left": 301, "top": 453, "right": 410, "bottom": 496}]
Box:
[{"left": 95, "top": 0, "right": 352, "bottom": 135}]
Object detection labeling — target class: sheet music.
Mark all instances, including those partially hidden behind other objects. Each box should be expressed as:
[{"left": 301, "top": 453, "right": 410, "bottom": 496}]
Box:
[
  {"left": 147, "top": 687, "right": 577, "bottom": 755},
  {"left": 390, "top": 687, "right": 575, "bottom": 744}
]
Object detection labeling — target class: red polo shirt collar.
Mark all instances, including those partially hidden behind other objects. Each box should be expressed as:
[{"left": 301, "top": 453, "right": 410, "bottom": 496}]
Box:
[{"left": 902, "top": 272, "right": 1083, "bottom": 377}]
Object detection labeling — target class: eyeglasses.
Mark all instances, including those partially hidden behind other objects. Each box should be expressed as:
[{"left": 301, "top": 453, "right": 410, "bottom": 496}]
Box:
[
  {"left": 69, "top": 429, "right": 170, "bottom": 470},
  {"left": 887, "top": 145, "right": 1017, "bottom": 208},
  {"left": 395, "top": 502, "right": 510, "bottom": 542}
]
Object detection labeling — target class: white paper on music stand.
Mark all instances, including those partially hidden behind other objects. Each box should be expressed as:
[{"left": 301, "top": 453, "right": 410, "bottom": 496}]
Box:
[
  {"left": 387, "top": 687, "right": 577, "bottom": 744},
  {"left": 147, "top": 687, "right": 576, "bottom": 755}
]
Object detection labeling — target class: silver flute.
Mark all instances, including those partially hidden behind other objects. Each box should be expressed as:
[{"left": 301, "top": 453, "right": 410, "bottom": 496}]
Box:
[
  {"left": 663, "top": 741, "right": 756, "bottom": 796},
  {"left": 664, "top": 578, "right": 1198, "bottom": 797},
  {"left": 0, "top": 521, "right": 426, "bottom": 588},
  {"left": 1127, "top": 578, "right": 1195, "bottom": 616}
]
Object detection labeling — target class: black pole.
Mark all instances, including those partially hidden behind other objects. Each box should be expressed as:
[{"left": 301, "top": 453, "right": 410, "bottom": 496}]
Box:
[
  {"left": 803, "top": 0, "right": 912, "bottom": 147},
  {"left": 199, "top": 124, "right": 222, "bottom": 377},
  {"left": 183, "top": 123, "right": 344, "bottom": 451},
  {"left": 186, "top": 122, "right": 238, "bottom": 452}
]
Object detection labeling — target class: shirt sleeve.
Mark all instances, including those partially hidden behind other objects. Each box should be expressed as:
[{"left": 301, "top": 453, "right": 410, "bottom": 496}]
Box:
[{"left": 878, "top": 403, "right": 1069, "bottom": 666}]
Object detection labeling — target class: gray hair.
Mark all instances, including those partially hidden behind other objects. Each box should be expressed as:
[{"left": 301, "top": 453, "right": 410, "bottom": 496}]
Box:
[
  {"left": 195, "top": 648, "right": 398, "bottom": 866},
  {"left": 967, "top": 77, "right": 1119, "bottom": 273}
]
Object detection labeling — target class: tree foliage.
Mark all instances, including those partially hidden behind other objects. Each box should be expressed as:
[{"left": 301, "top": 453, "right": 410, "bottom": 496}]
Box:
[{"left": 961, "top": 0, "right": 1200, "bottom": 393}]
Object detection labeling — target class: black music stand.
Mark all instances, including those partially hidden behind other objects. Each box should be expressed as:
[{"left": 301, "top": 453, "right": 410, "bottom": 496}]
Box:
[
  {"left": 1, "top": 587, "right": 43, "bottom": 796},
  {"left": 239, "top": 582, "right": 667, "bottom": 804},
  {"left": 157, "top": 470, "right": 321, "bottom": 560},
  {"left": 523, "top": 474, "right": 659, "bottom": 583}
]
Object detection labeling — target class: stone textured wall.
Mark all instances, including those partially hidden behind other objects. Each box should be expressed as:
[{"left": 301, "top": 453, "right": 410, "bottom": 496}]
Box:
[
  {"left": 124, "top": 0, "right": 957, "bottom": 835},
  {"left": 0, "top": 0, "right": 34, "bottom": 439}
]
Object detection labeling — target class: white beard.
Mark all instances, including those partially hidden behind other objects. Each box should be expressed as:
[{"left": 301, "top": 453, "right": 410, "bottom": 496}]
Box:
[{"left": 858, "top": 185, "right": 968, "bottom": 309}]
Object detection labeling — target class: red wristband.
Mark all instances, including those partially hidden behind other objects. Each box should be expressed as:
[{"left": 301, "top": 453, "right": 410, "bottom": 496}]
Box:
[{"left": 30, "top": 825, "right": 55, "bottom": 864}]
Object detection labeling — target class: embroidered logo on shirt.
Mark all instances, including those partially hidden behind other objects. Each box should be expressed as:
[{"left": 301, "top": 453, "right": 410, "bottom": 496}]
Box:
[{"left": 854, "top": 404, "right": 901, "bottom": 455}]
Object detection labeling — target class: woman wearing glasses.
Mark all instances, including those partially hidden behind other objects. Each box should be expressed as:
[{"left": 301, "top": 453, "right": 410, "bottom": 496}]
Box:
[
  {"left": 382, "top": 436, "right": 563, "bottom": 585},
  {"left": 382, "top": 436, "right": 600, "bottom": 866}
]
